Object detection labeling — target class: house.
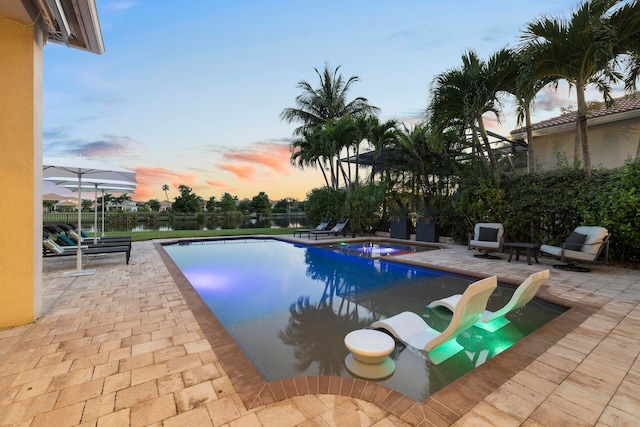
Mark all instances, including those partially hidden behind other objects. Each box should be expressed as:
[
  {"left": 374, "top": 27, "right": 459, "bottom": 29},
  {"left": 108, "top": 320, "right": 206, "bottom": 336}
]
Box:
[
  {"left": 510, "top": 95, "right": 640, "bottom": 170},
  {"left": 1, "top": 1, "right": 104, "bottom": 327}
]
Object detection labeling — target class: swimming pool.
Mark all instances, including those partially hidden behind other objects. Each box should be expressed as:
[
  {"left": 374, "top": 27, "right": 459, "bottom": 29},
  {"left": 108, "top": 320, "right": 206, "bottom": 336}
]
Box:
[{"left": 163, "top": 238, "right": 565, "bottom": 401}]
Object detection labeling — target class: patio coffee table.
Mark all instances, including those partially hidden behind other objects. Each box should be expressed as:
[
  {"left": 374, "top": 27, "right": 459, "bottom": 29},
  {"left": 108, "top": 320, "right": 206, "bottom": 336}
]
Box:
[{"left": 504, "top": 242, "right": 540, "bottom": 265}]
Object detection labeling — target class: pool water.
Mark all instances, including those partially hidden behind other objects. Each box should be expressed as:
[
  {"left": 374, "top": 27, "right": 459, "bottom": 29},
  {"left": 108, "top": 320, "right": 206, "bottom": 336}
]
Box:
[{"left": 163, "top": 238, "right": 565, "bottom": 401}]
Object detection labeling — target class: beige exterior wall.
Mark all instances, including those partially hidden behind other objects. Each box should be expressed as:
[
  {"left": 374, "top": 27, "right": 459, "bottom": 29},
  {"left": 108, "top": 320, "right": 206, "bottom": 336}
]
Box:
[
  {"left": 530, "top": 117, "right": 640, "bottom": 170},
  {"left": 0, "top": 15, "right": 43, "bottom": 326}
]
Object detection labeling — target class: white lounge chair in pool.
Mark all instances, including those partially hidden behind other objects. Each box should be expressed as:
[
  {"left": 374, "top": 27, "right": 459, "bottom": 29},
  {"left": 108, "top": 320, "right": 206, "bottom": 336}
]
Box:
[
  {"left": 427, "top": 270, "right": 550, "bottom": 332},
  {"left": 370, "top": 276, "right": 497, "bottom": 365}
]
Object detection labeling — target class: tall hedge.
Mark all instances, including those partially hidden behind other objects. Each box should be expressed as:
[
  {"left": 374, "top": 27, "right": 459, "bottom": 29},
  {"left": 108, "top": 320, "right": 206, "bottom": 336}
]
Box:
[{"left": 449, "top": 158, "right": 640, "bottom": 262}]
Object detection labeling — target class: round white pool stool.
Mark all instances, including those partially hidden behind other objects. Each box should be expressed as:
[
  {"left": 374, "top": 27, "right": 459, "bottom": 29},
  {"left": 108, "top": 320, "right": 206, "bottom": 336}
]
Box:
[{"left": 344, "top": 329, "right": 395, "bottom": 379}]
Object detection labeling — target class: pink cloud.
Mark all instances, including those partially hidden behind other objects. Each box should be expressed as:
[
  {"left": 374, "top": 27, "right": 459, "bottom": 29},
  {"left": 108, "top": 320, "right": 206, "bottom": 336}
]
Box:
[
  {"left": 223, "top": 141, "right": 292, "bottom": 174},
  {"left": 131, "top": 166, "right": 197, "bottom": 200},
  {"left": 206, "top": 179, "right": 227, "bottom": 188},
  {"left": 218, "top": 163, "right": 256, "bottom": 180}
]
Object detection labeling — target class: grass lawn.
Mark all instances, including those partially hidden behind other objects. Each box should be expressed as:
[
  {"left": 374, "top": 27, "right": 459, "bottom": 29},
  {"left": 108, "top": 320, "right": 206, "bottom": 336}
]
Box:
[{"left": 98, "top": 228, "right": 294, "bottom": 242}]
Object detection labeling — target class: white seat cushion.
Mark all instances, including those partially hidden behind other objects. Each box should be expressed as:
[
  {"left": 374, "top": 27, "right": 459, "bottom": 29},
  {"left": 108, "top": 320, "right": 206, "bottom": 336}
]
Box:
[
  {"left": 574, "top": 226, "right": 608, "bottom": 256},
  {"left": 540, "top": 226, "right": 608, "bottom": 262},
  {"left": 469, "top": 239, "right": 501, "bottom": 249}
]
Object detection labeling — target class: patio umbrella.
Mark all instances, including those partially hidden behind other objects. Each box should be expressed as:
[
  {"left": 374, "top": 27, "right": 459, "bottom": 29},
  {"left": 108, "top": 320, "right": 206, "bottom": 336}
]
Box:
[
  {"left": 42, "top": 193, "right": 72, "bottom": 201},
  {"left": 43, "top": 157, "right": 136, "bottom": 276},
  {"left": 62, "top": 182, "right": 136, "bottom": 241},
  {"left": 42, "top": 180, "right": 76, "bottom": 205},
  {"left": 46, "top": 178, "right": 137, "bottom": 242}
]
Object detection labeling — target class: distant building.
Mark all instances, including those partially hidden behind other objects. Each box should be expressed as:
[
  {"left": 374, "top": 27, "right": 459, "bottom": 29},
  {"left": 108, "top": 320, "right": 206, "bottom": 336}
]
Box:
[
  {"left": 160, "top": 200, "right": 173, "bottom": 211},
  {"left": 122, "top": 200, "right": 138, "bottom": 212},
  {"left": 511, "top": 95, "right": 640, "bottom": 170}
]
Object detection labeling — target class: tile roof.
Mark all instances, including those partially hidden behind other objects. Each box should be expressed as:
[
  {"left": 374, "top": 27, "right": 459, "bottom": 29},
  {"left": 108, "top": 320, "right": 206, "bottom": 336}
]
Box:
[{"left": 511, "top": 94, "right": 640, "bottom": 135}]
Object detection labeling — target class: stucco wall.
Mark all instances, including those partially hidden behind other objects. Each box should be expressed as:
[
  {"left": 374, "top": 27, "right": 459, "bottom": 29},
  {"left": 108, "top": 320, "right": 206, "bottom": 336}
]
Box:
[
  {"left": 0, "top": 15, "right": 43, "bottom": 326},
  {"left": 531, "top": 117, "right": 640, "bottom": 170}
]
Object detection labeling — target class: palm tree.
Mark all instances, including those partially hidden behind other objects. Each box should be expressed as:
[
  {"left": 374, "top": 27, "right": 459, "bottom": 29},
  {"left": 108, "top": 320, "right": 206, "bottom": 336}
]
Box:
[
  {"left": 508, "top": 48, "right": 558, "bottom": 172},
  {"left": 162, "top": 184, "right": 170, "bottom": 201},
  {"left": 520, "top": 0, "right": 635, "bottom": 177},
  {"left": 356, "top": 115, "right": 398, "bottom": 184},
  {"left": 429, "top": 49, "right": 515, "bottom": 182},
  {"left": 607, "top": 0, "right": 640, "bottom": 91},
  {"left": 282, "top": 63, "right": 379, "bottom": 190},
  {"left": 609, "top": 0, "right": 640, "bottom": 157},
  {"left": 323, "top": 115, "right": 360, "bottom": 189},
  {"left": 290, "top": 127, "right": 332, "bottom": 188},
  {"left": 290, "top": 116, "right": 360, "bottom": 190},
  {"left": 281, "top": 63, "right": 379, "bottom": 135}
]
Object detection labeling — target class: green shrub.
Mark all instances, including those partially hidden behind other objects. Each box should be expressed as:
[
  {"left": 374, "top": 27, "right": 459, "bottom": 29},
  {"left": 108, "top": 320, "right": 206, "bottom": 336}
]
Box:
[
  {"left": 304, "top": 188, "right": 347, "bottom": 226},
  {"left": 345, "top": 183, "right": 386, "bottom": 234}
]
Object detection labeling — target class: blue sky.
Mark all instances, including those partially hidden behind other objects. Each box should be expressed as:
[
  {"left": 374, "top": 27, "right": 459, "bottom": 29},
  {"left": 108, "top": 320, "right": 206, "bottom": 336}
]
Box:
[{"left": 42, "top": 0, "right": 614, "bottom": 201}]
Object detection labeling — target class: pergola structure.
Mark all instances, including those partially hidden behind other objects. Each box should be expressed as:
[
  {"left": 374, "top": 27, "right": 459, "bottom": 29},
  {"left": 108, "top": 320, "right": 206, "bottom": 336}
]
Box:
[
  {"left": 0, "top": 0, "right": 104, "bottom": 326},
  {"left": 340, "top": 129, "right": 527, "bottom": 179}
]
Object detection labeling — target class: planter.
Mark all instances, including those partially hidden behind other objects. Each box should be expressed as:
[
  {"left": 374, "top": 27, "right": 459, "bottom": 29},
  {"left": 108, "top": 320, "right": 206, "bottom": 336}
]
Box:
[
  {"left": 416, "top": 218, "right": 438, "bottom": 243},
  {"left": 390, "top": 218, "right": 410, "bottom": 240}
]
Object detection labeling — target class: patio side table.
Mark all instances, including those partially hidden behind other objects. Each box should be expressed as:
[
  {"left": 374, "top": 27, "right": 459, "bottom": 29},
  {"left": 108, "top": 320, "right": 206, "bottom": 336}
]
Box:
[{"left": 504, "top": 242, "right": 541, "bottom": 265}]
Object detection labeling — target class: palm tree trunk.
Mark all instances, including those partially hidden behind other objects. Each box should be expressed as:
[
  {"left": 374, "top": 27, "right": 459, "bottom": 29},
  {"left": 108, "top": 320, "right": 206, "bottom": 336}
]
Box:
[
  {"left": 354, "top": 144, "right": 360, "bottom": 189},
  {"left": 315, "top": 159, "right": 331, "bottom": 188},
  {"left": 576, "top": 87, "right": 591, "bottom": 177},
  {"left": 573, "top": 120, "right": 582, "bottom": 167},
  {"left": 337, "top": 157, "right": 350, "bottom": 191},
  {"left": 477, "top": 117, "right": 500, "bottom": 183},
  {"left": 345, "top": 147, "right": 352, "bottom": 185},
  {"left": 525, "top": 108, "right": 534, "bottom": 173},
  {"left": 471, "top": 131, "right": 489, "bottom": 167},
  {"left": 327, "top": 157, "right": 337, "bottom": 189}
]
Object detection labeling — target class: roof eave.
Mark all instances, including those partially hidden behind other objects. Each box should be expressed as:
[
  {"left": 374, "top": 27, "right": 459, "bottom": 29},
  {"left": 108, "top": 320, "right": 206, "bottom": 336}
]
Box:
[
  {"left": 511, "top": 109, "right": 640, "bottom": 140},
  {"left": 41, "top": 0, "right": 104, "bottom": 54}
]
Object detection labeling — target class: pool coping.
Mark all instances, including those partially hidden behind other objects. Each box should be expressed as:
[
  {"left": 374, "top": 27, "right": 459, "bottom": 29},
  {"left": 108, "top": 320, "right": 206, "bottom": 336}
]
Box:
[{"left": 155, "top": 239, "right": 595, "bottom": 426}]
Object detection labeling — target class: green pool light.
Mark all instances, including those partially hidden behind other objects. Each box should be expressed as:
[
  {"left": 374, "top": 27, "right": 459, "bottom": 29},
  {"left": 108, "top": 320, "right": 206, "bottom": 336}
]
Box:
[{"left": 475, "top": 316, "right": 511, "bottom": 333}]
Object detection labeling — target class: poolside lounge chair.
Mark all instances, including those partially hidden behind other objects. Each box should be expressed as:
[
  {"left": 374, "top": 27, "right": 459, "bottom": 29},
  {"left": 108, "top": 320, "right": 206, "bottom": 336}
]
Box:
[
  {"left": 308, "top": 218, "right": 350, "bottom": 240},
  {"left": 43, "top": 226, "right": 76, "bottom": 246},
  {"left": 540, "top": 226, "right": 610, "bottom": 272},
  {"left": 428, "top": 270, "right": 550, "bottom": 332},
  {"left": 63, "top": 223, "right": 132, "bottom": 244},
  {"left": 468, "top": 223, "right": 504, "bottom": 259},
  {"left": 293, "top": 217, "right": 332, "bottom": 238},
  {"left": 371, "top": 276, "right": 497, "bottom": 364},
  {"left": 44, "top": 227, "right": 132, "bottom": 250},
  {"left": 43, "top": 239, "right": 131, "bottom": 264},
  {"left": 56, "top": 223, "right": 83, "bottom": 242}
]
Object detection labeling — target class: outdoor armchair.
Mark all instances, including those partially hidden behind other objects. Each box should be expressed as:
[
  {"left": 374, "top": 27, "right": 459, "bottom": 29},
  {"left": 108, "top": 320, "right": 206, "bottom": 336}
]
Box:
[
  {"left": 540, "top": 226, "right": 610, "bottom": 272},
  {"left": 468, "top": 223, "right": 504, "bottom": 259}
]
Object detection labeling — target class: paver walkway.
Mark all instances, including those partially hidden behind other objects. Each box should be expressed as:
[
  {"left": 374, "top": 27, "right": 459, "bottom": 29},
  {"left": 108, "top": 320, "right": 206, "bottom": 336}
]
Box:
[{"left": 0, "top": 237, "right": 639, "bottom": 426}]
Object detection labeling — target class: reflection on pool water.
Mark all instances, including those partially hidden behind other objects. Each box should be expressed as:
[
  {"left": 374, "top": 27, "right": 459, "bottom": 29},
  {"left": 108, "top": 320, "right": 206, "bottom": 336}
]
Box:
[
  {"left": 163, "top": 238, "right": 566, "bottom": 401},
  {"left": 318, "top": 241, "right": 437, "bottom": 258}
]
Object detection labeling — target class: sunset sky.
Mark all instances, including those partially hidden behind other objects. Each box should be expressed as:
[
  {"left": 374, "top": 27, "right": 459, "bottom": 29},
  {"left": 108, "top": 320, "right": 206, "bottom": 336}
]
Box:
[{"left": 42, "top": 0, "right": 622, "bottom": 202}]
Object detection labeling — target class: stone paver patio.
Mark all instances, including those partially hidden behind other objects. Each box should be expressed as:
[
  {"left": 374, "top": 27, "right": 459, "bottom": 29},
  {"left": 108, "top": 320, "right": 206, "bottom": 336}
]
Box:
[{"left": 1, "top": 236, "right": 639, "bottom": 426}]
